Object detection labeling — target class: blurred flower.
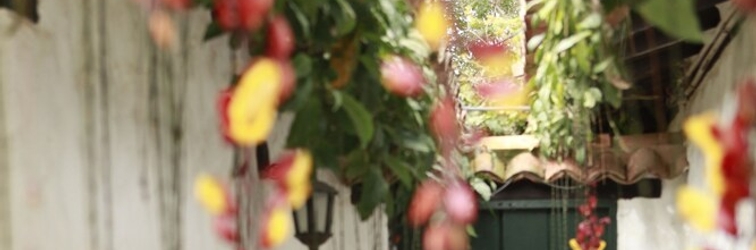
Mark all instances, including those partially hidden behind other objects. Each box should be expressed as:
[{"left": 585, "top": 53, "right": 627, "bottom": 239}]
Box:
[
  {"left": 261, "top": 149, "right": 314, "bottom": 209},
  {"left": 148, "top": 10, "right": 177, "bottom": 49},
  {"left": 260, "top": 199, "right": 293, "bottom": 248},
  {"left": 380, "top": 55, "right": 426, "bottom": 97},
  {"left": 408, "top": 180, "right": 443, "bottom": 227},
  {"left": 443, "top": 180, "right": 477, "bottom": 224},
  {"left": 214, "top": 211, "right": 240, "bottom": 243},
  {"left": 423, "top": 222, "right": 469, "bottom": 250},
  {"left": 415, "top": 1, "right": 449, "bottom": 51},
  {"left": 676, "top": 186, "right": 717, "bottom": 232},
  {"left": 217, "top": 88, "right": 235, "bottom": 145},
  {"left": 569, "top": 238, "right": 606, "bottom": 250},
  {"left": 194, "top": 173, "right": 234, "bottom": 216},
  {"left": 429, "top": 97, "right": 459, "bottom": 155},
  {"left": 474, "top": 78, "right": 531, "bottom": 107},
  {"left": 228, "top": 58, "right": 282, "bottom": 146},
  {"left": 683, "top": 113, "right": 724, "bottom": 195}
]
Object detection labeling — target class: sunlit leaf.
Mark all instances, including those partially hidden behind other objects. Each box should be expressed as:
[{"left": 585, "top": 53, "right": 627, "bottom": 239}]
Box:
[
  {"left": 333, "top": 0, "right": 356, "bottom": 36},
  {"left": 634, "top": 0, "right": 703, "bottom": 42},
  {"left": 554, "top": 31, "right": 591, "bottom": 53}
]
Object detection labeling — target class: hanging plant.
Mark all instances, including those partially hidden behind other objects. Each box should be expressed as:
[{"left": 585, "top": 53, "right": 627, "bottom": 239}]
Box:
[{"left": 526, "top": 0, "right": 628, "bottom": 161}]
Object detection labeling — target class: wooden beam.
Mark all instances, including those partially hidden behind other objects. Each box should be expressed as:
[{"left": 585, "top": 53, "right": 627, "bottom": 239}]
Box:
[
  {"left": 478, "top": 135, "right": 540, "bottom": 151},
  {"left": 486, "top": 179, "right": 663, "bottom": 201}
]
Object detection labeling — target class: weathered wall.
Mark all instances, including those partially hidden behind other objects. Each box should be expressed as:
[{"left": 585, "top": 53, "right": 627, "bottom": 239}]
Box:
[
  {"left": 617, "top": 3, "right": 756, "bottom": 249},
  {"left": 0, "top": 0, "right": 387, "bottom": 250}
]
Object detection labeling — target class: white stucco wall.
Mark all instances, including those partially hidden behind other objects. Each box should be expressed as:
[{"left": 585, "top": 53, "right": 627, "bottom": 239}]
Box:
[
  {"left": 0, "top": 1, "right": 388, "bottom": 249},
  {"left": 617, "top": 4, "right": 756, "bottom": 249}
]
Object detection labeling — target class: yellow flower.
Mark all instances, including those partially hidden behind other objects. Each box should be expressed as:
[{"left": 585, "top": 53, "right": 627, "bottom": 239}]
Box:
[
  {"left": 488, "top": 84, "right": 532, "bottom": 107},
  {"left": 229, "top": 105, "right": 278, "bottom": 147},
  {"left": 194, "top": 173, "right": 228, "bottom": 215},
  {"left": 415, "top": 1, "right": 449, "bottom": 51},
  {"left": 228, "top": 58, "right": 282, "bottom": 146},
  {"left": 287, "top": 182, "right": 312, "bottom": 209},
  {"left": 568, "top": 239, "right": 606, "bottom": 250},
  {"left": 683, "top": 112, "right": 724, "bottom": 195},
  {"left": 261, "top": 207, "right": 292, "bottom": 248},
  {"left": 285, "top": 150, "right": 314, "bottom": 189},
  {"left": 283, "top": 150, "right": 313, "bottom": 209},
  {"left": 569, "top": 238, "right": 581, "bottom": 250},
  {"left": 676, "top": 186, "right": 717, "bottom": 232},
  {"left": 479, "top": 52, "right": 518, "bottom": 79}
]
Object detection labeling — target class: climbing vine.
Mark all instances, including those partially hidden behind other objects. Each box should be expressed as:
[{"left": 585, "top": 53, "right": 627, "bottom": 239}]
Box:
[{"left": 526, "top": 0, "right": 628, "bottom": 160}]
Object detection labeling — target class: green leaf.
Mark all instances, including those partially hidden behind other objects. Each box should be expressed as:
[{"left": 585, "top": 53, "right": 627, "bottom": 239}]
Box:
[
  {"left": 333, "top": 0, "right": 357, "bottom": 36},
  {"left": 583, "top": 87, "right": 603, "bottom": 108},
  {"left": 287, "top": 2, "right": 311, "bottom": 40},
  {"left": 280, "top": 76, "right": 314, "bottom": 111},
  {"left": 202, "top": 22, "right": 224, "bottom": 41},
  {"left": 344, "top": 151, "right": 369, "bottom": 180},
  {"left": 340, "top": 93, "right": 375, "bottom": 148},
  {"left": 384, "top": 156, "right": 413, "bottom": 189},
  {"left": 578, "top": 13, "right": 602, "bottom": 29},
  {"left": 357, "top": 168, "right": 389, "bottom": 220},
  {"left": 292, "top": 53, "right": 313, "bottom": 77},
  {"left": 634, "top": 0, "right": 703, "bottom": 42},
  {"left": 593, "top": 57, "right": 613, "bottom": 74},
  {"left": 470, "top": 177, "right": 493, "bottom": 201},
  {"left": 192, "top": 0, "right": 213, "bottom": 8},
  {"left": 467, "top": 225, "right": 478, "bottom": 238},
  {"left": 286, "top": 97, "right": 322, "bottom": 147},
  {"left": 399, "top": 32, "right": 431, "bottom": 60},
  {"left": 527, "top": 33, "right": 545, "bottom": 51},
  {"left": 330, "top": 90, "right": 344, "bottom": 111},
  {"left": 554, "top": 31, "right": 591, "bottom": 53}
]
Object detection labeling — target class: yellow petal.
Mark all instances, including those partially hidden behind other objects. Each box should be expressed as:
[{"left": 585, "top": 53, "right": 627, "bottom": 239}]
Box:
[
  {"left": 683, "top": 113, "right": 724, "bottom": 195},
  {"left": 194, "top": 173, "right": 228, "bottom": 215},
  {"left": 676, "top": 186, "right": 717, "bottom": 232},
  {"left": 479, "top": 53, "right": 518, "bottom": 78},
  {"left": 569, "top": 239, "right": 582, "bottom": 250},
  {"left": 229, "top": 105, "right": 277, "bottom": 146},
  {"left": 264, "top": 207, "right": 292, "bottom": 248},
  {"left": 228, "top": 58, "right": 282, "bottom": 146},
  {"left": 415, "top": 1, "right": 448, "bottom": 51},
  {"left": 287, "top": 182, "right": 312, "bottom": 209},
  {"left": 488, "top": 84, "right": 532, "bottom": 107},
  {"left": 598, "top": 240, "right": 606, "bottom": 250},
  {"left": 286, "top": 149, "right": 314, "bottom": 189}
]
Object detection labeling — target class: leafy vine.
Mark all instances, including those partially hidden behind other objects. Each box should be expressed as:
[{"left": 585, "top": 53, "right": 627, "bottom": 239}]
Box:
[{"left": 525, "top": 0, "right": 628, "bottom": 160}]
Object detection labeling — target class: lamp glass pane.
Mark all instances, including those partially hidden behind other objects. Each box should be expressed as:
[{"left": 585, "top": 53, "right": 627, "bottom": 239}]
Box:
[
  {"left": 313, "top": 192, "right": 329, "bottom": 232},
  {"left": 294, "top": 206, "right": 308, "bottom": 233}
]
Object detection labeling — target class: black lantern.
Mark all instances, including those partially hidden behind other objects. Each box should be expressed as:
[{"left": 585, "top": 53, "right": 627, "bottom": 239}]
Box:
[{"left": 292, "top": 180, "right": 338, "bottom": 250}]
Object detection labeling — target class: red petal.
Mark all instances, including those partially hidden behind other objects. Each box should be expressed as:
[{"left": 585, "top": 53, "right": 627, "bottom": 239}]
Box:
[
  {"left": 468, "top": 39, "right": 509, "bottom": 61},
  {"left": 474, "top": 78, "right": 519, "bottom": 99}
]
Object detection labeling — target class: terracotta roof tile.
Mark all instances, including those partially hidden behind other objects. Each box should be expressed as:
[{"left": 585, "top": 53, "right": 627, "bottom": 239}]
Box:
[{"left": 473, "top": 133, "right": 687, "bottom": 184}]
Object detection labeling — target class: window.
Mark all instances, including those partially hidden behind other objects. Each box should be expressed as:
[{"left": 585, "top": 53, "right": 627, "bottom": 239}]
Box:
[{"left": 471, "top": 199, "right": 618, "bottom": 250}]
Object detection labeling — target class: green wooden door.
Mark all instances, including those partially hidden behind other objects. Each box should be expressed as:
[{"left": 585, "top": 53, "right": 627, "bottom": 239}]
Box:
[{"left": 471, "top": 200, "right": 617, "bottom": 250}]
